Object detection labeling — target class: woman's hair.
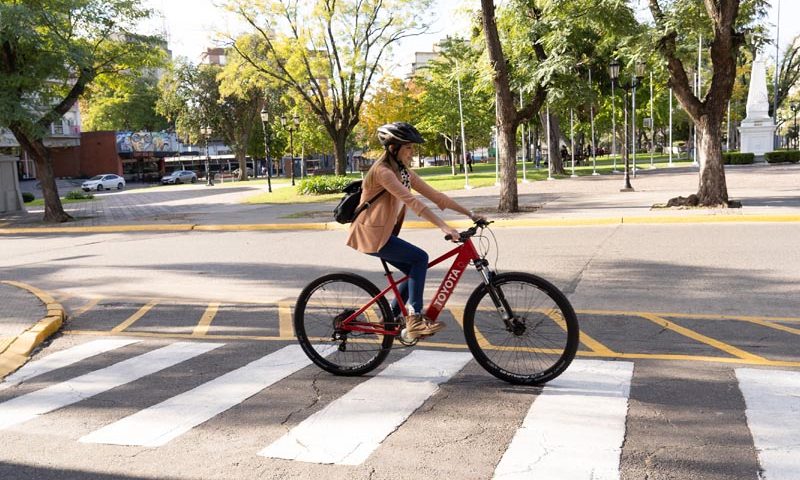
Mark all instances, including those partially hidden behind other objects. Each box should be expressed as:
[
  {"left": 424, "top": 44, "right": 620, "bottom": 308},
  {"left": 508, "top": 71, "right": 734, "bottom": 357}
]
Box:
[{"left": 363, "top": 145, "right": 400, "bottom": 190}]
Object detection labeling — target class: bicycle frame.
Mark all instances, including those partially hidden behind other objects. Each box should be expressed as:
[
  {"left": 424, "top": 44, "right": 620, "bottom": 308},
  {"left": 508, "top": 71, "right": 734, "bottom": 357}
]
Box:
[{"left": 340, "top": 238, "right": 482, "bottom": 336}]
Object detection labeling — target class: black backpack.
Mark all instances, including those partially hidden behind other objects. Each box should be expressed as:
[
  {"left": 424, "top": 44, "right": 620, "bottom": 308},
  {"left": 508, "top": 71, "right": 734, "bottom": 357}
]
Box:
[{"left": 333, "top": 180, "right": 385, "bottom": 224}]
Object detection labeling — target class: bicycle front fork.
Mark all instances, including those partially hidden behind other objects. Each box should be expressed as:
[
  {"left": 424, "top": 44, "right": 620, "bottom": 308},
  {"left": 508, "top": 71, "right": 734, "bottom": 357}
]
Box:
[{"left": 474, "top": 259, "right": 514, "bottom": 327}]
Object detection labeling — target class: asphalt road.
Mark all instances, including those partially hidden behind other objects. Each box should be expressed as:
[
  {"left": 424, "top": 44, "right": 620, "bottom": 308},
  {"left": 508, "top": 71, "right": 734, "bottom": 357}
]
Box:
[{"left": 1, "top": 223, "right": 799, "bottom": 479}]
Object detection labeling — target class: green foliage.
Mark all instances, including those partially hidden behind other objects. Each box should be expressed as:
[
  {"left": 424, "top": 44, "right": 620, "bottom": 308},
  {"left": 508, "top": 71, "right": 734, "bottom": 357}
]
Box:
[
  {"left": 228, "top": 0, "right": 435, "bottom": 174},
  {"left": 764, "top": 151, "right": 800, "bottom": 163},
  {"left": 722, "top": 152, "right": 754, "bottom": 165},
  {"left": 296, "top": 175, "right": 352, "bottom": 195},
  {"left": 22, "top": 192, "right": 35, "bottom": 203},
  {"left": 65, "top": 190, "right": 94, "bottom": 200},
  {"left": 0, "top": 0, "right": 163, "bottom": 137},
  {"left": 156, "top": 46, "right": 270, "bottom": 178},
  {"left": 411, "top": 36, "right": 494, "bottom": 159},
  {"left": 82, "top": 72, "right": 169, "bottom": 131}
]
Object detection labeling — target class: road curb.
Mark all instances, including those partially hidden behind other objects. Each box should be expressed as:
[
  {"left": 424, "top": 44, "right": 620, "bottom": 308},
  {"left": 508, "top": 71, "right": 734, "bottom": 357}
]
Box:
[
  {"left": 0, "top": 281, "right": 66, "bottom": 379},
  {"left": 0, "top": 213, "right": 799, "bottom": 235}
]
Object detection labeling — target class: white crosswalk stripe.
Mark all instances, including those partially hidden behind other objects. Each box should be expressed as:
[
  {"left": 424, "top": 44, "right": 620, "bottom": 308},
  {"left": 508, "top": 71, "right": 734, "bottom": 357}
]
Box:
[
  {"left": 258, "top": 350, "right": 473, "bottom": 465},
  {"left": 736, "top": 368, "right": 800, "bottom": 480},
  {"left": 0, "top": 341, "right": 223, "bottom": 430},
  {"left": 493, "top": 360, "right": 634, "bottom": 480},
  {"left": 79, "top": 344, "right": 334, "bottom": 447},
  {"left": 0, "top": 339, "right": 141, "bottom": 391}
]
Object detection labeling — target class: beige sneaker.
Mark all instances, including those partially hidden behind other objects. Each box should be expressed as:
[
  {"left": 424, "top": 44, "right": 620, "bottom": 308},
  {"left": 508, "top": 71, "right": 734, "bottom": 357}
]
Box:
[{"left": 404, "top": 314, "right": 446, "bottom": 339}]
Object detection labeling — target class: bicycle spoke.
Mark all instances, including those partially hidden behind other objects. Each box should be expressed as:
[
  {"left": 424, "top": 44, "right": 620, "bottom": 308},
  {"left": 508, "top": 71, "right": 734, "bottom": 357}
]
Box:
[
  {"left": 295, "top": 274, "right": 394, "bottom": 376},
  {"left": 464, "top": 274, "right": 579, "bottom": 385}
]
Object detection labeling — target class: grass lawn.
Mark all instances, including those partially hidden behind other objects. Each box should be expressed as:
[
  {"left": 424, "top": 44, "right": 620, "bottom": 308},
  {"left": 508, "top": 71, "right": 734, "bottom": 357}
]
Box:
[
  {"left": 26, "top": 196, "right": 99, "bottom": 207},
  {"left": 244, "top": 154, "right": 695, "bottom": 205}
]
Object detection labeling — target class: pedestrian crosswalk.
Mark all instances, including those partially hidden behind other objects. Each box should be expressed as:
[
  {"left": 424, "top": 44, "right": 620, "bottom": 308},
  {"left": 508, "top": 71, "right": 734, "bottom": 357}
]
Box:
[
  {"left": 259, "top": 350, "right": 473, "bottom": 465},
  {"left": 736, "top": 368, "right": 800, "bottom": 480},
  {"left": 493, "top": 360, "right": 633, "bottom": 479},
  {"left": 79, "top": 344, "right": 335, "bottom": 447},
  {"left": 0, "top": 338, "right": 798, "bottom": 479}
]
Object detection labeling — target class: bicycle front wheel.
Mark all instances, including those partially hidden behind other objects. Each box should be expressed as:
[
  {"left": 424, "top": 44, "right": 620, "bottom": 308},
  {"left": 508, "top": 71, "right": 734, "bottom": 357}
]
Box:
[
  {"left": 294, "top": 272, "right": 394, "bottom": 376},
  {"left": 463, "top": 272, "right": 579, "bottom": 385}
]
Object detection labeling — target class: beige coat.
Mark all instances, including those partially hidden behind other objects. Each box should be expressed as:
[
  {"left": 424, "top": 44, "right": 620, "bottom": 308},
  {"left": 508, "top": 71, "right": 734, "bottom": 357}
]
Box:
[{"left": 346, "top": 165, "right": 461, "bottom": 253}]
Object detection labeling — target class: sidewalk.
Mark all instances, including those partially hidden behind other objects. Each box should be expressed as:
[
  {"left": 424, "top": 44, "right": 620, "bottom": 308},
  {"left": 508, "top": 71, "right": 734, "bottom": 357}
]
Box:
[
  {"left": 0, "top": 281, "right": 65, "bottom": 379},
  {"left": 1, "top": 162, "right": 799, "bottom": 232}
]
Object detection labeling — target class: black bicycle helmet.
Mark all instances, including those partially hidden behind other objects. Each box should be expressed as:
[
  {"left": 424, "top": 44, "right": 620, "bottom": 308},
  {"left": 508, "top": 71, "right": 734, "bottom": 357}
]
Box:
[{"left": 377, "top": 122, "right": 425, "bottom": 146}]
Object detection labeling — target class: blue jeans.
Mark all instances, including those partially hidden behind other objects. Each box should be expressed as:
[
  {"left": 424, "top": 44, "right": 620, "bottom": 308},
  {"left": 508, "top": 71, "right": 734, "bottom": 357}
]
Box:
[{"left": 368, "top": 236, "right": 429, "bottom": 317}]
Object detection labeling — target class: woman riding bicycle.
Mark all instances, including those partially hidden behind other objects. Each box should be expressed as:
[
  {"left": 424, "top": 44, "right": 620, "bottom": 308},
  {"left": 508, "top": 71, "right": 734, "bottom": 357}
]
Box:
[{"left": 346, "top": 122, "right": 485, "bottom": 340}]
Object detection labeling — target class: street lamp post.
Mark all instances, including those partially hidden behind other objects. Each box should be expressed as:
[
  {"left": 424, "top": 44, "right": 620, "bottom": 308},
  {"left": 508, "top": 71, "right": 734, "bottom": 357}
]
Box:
[
  {"left": 200, "top": 126, "right": 214, "bottom": 186},
  {"left": 609, "top": 59, "right": 620, "bottom": 173},
  {"left": 791, "top": 102, "right": 799, "bottom": 149},
  {"left": 260, "top": 107, "right": 273, "bottom": 193},
  {"left": 457, "top": 63, "right": 471, "bottom": 189},
  {"left": 609, "top": 60, "right": 642, "bottom": 192},
  {"left": 280, "top": 114, "right": 300, "bottom": 186},
  {"left": 589, "top": 68, "right": 598, "bottom": 176},
  {"left": 570, "top": 108, "right": 577, "bottom": 178},
  {"left": 632, "top": 60, "right": 645, "bottom": 177}
]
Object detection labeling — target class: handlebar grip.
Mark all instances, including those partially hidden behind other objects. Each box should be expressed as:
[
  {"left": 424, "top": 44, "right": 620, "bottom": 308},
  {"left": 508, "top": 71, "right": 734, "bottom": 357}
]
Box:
[{"left": 444, "top": 234, "right": 453, "bottom": 241}]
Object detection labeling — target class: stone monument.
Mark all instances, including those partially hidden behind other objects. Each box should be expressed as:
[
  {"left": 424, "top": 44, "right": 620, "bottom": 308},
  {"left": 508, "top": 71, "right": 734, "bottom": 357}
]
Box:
[
  {"left": 739, "top": 53, "right": 776, "bottom": 157},
  {"left": 0, "top": 154, "right": 25, "bottom": 213}
]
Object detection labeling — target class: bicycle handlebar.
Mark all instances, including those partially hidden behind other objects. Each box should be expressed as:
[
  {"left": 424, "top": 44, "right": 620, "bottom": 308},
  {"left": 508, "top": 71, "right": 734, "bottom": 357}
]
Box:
[{"left": 444, "top": 219, "right": 493, "bottom": 242}]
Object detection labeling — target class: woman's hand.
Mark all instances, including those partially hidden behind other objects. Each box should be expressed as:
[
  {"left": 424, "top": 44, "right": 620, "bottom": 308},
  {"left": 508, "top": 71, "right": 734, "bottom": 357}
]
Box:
[
  {"left": 469, "top": 210, "right": 486, "bottom": 223},
  {"left": 442, "top": 226, "right": 461, "bottom": 242}
]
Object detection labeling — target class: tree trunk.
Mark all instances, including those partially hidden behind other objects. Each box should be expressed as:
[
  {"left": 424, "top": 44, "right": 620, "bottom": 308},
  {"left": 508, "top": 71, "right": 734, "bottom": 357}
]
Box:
[
  {"left": 10, "top": 126, "right": 71, "bottom": 222},
  {"left": 497, "top": 120, "right": 518, "bottom": 211},
  {"left": 649, "top": 0, "right": 741, "bottom": 208},
  {"left": 540, "top": 111, "right": 566, "bottom": 174},
  {"left": 696, "top": 116, "right": 728, "bottom": 205},
  {"left": 481, "top": 0, "right": 519, "bottom": 212},
  {"left": 235, "top": 149, "right": 248, "bottom": 181},
  {"left": 333, "top": 131, "right": 347, "bottom": 176}
]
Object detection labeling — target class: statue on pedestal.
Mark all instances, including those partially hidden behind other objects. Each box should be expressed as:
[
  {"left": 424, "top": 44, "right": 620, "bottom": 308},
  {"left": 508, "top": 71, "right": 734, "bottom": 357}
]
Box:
[{"left": 739, "top": 53, "right": 776, "bottom": 157}]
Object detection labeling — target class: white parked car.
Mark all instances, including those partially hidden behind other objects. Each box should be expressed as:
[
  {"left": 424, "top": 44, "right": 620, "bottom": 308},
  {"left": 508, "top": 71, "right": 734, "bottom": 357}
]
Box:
[
  {"left": 81, "top": 174, "right": 125, "bottom": 192},
  {"left": 161, "top": 170, "right": 198, "bottom": 184}
]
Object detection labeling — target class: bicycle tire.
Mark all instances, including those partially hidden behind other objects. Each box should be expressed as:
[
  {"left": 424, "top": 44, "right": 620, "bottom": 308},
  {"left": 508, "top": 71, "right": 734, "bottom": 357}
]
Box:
[
  {"left": 294, "top": 272, "right": 394, "bottom": 376},
  {"left": 462, "top": 272, "right": 579, "bottom": 385}
]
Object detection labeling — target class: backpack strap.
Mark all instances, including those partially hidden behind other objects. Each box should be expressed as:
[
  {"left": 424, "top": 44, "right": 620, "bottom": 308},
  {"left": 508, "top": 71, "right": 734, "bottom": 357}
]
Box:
[{"left": 353, "top": 189, "right": 385, "bottom": 219}]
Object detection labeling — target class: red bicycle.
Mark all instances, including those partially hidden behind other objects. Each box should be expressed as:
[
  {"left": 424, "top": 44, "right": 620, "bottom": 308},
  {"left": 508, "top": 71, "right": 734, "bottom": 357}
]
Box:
[{"left": 293, "top": 220, "right": 579, "bottom": 385}]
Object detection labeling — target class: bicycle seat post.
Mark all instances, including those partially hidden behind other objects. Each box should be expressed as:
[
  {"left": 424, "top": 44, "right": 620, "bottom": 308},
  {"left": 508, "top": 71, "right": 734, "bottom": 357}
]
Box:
[{"left": 380, "top": 259, "right": 392, "bottom": 276}]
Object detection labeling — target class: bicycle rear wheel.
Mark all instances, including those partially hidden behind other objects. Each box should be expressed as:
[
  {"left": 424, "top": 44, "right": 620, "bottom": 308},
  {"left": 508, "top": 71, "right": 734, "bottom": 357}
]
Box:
[
  {"left": 462, "top": 272, "right": 579, "bottom": 385},
  {"left": 294, "top": 272, "right": 394, "bottom": 376}
]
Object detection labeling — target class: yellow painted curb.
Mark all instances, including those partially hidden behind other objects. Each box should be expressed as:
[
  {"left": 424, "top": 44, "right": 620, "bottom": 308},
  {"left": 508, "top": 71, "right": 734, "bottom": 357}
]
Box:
[
  {"left": 0, "top": 281, "right": 66, "bottom": 379},
  {"left": 193, "top": 223, "right": 330, "bottom": 232},
  {"left": 0, "top": 213, "right": 798, "bottom": 235},
  {"left": 0, "top": 224, "right": 195, "bottom": 234}
]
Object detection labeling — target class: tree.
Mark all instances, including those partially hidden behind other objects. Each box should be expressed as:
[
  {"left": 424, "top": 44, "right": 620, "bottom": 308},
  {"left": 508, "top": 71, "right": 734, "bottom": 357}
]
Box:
[
  {"left": 413, "top": 36, "right": 494, "bottom": 174},
  {"left": 81, "top": 71, "right": 169, "bottom": 132},
  {"left": 769, "top": 35, "right": 800, "bottom": 122},
  {"left": 359, "top": 77, "right": 417, "bottom": 153},
  {"left": 648, "top": 0, "right": 767, "bottom": 207},
  {"left": 480, "top": 0, "right": 538, "bottom": 212},
  {"left": 479, "top": 0, "right": 638, "bottom": 211},
  {"left": 157, "top": 55, "right": 264, "bottom": 182},
  {"left": 0, "top": 0, "right": 162, "bottom": 222},
  {"left": 227, "top": 0, "right": 433, "bottom": 175}
]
